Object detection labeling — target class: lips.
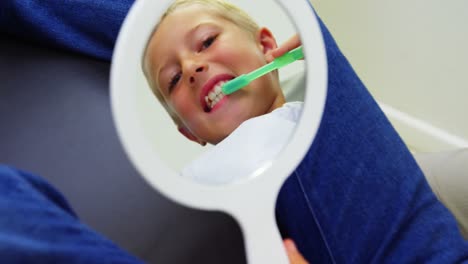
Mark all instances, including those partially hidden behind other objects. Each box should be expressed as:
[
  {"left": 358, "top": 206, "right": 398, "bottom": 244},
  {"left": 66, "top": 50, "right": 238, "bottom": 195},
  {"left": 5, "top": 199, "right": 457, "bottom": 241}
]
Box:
[{"left": 200, "top": 74, "right": 234, "bottom": 112}]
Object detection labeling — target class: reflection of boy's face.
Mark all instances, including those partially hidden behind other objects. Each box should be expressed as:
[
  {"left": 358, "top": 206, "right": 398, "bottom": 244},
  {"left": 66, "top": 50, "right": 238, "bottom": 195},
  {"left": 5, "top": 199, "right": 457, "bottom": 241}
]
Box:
[{"left": 146, "top": 4, "right": 285, "bottom": 145}]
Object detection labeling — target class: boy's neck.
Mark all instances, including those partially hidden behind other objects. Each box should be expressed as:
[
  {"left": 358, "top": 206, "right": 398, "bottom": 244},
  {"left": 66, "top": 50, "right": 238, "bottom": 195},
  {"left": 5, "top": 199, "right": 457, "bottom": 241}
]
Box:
[{"left": 267, "top": 94, "right": 286, "bottom": 113}]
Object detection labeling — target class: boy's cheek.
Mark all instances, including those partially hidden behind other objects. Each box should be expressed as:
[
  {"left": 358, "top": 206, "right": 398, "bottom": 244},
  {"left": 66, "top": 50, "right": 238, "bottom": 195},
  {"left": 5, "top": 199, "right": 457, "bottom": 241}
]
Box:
[
  {"left": 216, "top": 42, "right": 258, "bottom": 70},
  {"left": 171, "top": 90, "right": 194, "bottom": 111},
  {"left": 173, "top": 100, "right": 202, "bottom": 126}
]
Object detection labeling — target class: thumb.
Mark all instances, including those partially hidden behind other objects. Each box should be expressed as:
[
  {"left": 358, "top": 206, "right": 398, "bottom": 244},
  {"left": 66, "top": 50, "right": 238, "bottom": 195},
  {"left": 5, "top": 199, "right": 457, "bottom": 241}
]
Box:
[
  {"left": 271, "top": 34, "right": 302, "bottom": 59},
  {"left": 284, "top": 239, "right": 309, "bottom": 264}
]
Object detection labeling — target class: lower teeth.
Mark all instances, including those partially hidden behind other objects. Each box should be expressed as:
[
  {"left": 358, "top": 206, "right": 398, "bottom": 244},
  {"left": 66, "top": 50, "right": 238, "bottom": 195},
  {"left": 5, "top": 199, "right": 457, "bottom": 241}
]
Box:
[{"left": 210, "top": 96, "right": 223, "bottom": 109}]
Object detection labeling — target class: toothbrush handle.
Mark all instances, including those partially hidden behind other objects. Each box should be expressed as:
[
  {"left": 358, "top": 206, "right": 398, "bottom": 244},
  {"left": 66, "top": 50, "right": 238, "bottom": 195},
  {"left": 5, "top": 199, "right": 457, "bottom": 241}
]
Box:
[
  {"left": 248, "top": 46, "right": 304, "bottom": 81},
  {"left": 273, "top": 46, "right": 304, "bottom": 67},
  {"left": 222, "top": 46, "right": 304, "bottom": 95}
]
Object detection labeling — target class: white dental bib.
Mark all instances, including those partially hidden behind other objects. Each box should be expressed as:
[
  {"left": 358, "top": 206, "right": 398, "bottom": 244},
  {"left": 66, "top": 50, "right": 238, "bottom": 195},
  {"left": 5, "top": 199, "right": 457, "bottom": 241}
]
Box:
[{"left": 182, "top": 102, "right": 303, "bottom": 185}]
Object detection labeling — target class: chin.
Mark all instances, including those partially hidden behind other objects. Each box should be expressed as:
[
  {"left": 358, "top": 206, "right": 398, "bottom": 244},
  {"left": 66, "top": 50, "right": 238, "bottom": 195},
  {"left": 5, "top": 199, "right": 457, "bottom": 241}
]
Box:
[{"left": 212, "top": 125, "right": 239, "bottom": 144}]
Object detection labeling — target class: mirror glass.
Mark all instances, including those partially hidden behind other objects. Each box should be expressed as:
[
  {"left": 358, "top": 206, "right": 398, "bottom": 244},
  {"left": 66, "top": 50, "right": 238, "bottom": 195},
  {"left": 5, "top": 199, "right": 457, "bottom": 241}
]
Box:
[{"left": 136, "top": 0, "right": 305, "bottom": 185}]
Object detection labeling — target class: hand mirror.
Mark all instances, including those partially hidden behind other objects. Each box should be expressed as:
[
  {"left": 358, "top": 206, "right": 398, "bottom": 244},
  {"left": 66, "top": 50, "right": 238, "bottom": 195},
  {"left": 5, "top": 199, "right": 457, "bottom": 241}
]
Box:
[{"left": 110, "top": 0, "right": 327, "bottom": 263}]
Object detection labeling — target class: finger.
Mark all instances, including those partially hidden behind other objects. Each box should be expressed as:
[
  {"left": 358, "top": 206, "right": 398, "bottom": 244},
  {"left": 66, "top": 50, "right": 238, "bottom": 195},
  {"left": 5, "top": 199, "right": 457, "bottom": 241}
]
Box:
[
  {"left": 271, "top": 34, "right": 302, "bottom": 59},
  {"left": 265, "top": 51, "right": 275, "bottom": 63},
  {"left": 284, "top": 239, "right": 309, "bottom": 264}
]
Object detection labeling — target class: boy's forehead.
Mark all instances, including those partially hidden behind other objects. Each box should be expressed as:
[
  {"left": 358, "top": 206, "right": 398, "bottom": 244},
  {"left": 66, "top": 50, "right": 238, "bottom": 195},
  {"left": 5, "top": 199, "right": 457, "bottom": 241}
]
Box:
[
  {"left": 150, "top": 8, "right": 219, "bottom": 56},
  {"left": 158, "top": 3, "right": 224, "bottom": 30},
  {"left": 149, "top": 5, "right": 237, "bottom": 59}
]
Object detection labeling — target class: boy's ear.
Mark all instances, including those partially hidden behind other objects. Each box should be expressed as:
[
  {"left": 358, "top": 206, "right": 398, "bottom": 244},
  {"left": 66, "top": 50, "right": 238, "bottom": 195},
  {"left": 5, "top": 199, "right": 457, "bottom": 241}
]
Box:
[
  {"left": 257, "top": 27, "right": 278, "bottom": 55},
  {"left": 178, "top": 126, "right": 207, "bottom": 146}
]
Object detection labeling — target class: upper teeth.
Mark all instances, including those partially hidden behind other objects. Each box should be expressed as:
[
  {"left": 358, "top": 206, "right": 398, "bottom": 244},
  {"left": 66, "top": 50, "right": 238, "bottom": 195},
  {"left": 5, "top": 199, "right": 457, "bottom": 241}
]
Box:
[{"left": 205, "top": 81, "right": 227, "bottom": 109}]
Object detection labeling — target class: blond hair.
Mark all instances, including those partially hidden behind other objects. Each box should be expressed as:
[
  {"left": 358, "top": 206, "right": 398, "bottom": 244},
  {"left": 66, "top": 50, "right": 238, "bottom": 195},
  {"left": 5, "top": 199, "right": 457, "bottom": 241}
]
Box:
[{"left": 142, "top": 0, "right": 260, "bottom": 126}]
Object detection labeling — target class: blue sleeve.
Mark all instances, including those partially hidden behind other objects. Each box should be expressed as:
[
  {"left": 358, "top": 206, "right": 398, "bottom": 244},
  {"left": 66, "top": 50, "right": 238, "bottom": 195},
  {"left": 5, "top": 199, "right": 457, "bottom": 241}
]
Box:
[
  {"left": 0, "top": 0, "right": 134, "bottom": 61},
  {"left": 0, "top": 165, "right": 143, "bottom": 264}
]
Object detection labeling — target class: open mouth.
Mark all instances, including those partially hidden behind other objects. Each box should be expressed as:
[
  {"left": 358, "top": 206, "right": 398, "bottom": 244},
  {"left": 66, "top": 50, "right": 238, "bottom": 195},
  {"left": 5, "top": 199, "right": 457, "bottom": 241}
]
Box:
[
  {"left": 204, "top": 80, "right": 227, "bottom": 111},
  {"left": 200, "top": 74, "right": 234, "bottom": 113}
]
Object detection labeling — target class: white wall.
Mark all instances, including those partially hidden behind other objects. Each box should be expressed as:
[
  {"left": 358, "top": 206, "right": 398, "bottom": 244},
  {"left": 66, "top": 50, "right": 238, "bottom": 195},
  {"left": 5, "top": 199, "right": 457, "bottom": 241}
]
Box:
[{"left": 310, "top": 0, "right": 468, "bottom": 151}]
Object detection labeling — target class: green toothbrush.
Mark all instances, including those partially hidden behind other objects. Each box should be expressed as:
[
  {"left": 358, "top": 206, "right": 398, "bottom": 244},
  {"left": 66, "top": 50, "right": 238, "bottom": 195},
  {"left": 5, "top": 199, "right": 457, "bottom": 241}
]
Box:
[{"left": 221, "top": 46, "right": 304, "bottom": 95}]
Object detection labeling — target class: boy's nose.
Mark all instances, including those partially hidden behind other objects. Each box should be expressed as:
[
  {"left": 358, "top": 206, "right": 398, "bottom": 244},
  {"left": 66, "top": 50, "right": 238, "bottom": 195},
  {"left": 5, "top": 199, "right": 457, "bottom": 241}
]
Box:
[
  {"left": 190, "top": 66, "right": 204, "bottom": 83},
  {"left": 189, "top": 64, "right": 207, "bottom": 84}
]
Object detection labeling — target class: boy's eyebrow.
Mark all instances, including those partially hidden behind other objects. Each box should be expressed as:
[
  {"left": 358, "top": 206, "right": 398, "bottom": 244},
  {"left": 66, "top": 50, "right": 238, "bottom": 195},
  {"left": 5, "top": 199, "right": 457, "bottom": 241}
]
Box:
[{"left": 184, "top": 22, "right": 216, "bottom": 45}]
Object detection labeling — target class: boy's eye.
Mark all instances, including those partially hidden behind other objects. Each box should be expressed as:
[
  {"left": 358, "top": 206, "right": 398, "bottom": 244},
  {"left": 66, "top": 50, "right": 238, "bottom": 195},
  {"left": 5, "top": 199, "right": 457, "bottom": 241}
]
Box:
[
  {"left": 201, "top": 35, "right": 217, "bottom": 51},
  {"left": 168, "top": 72, "right": 181, "bottom": 92}
]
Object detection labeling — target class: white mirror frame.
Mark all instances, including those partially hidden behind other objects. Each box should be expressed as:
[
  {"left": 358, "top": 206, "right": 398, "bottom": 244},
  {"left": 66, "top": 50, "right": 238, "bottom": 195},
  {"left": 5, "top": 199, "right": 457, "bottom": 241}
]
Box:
[{"left": 110, "top": 0, "right": 327, "bottom": 263}]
